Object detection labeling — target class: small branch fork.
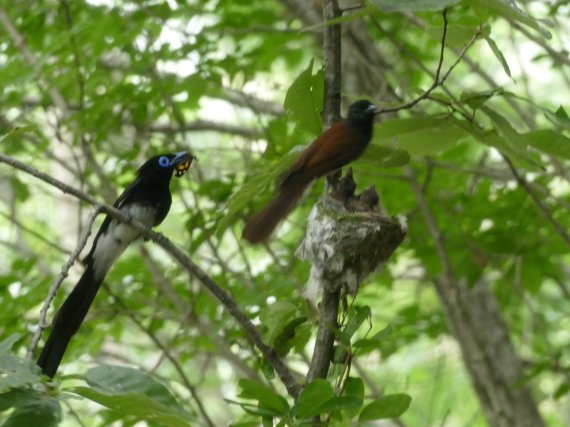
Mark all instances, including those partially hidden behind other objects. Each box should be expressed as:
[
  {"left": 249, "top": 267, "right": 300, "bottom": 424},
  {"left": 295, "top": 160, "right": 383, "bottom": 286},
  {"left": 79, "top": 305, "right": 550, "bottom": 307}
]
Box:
[
  {"left": 28, "top": 207, "right": 101, "bottom": 358},
  {"left": 375, "top": 9, "right": 481, "bottom": 115},
  {"left": 0, "top": 152, "right": 301, "bottom": 399}
]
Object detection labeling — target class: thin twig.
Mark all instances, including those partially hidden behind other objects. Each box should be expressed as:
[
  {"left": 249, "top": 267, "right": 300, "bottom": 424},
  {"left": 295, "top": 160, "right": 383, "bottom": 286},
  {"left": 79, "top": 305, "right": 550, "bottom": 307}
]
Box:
[
  {"left": 376, "top": 11, "right": 481, "bottom": 115},
  {"left": 0, "top": 152, "right": 301, "bottom": 398},
  {"left": 105, "top": 285, "right": 217, "bottom": 427},
  {"left": 28, "top": 206, "right": 101, "bottom": 357},
  {"left": 501, "top": 153, "right": 570, "bottom": 248}
]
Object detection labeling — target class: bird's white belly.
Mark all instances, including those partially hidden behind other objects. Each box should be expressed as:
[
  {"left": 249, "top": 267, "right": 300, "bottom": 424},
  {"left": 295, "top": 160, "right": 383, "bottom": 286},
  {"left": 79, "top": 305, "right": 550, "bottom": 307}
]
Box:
[{"left": 91, "top": 205, "right": 156, "bottom": 279}]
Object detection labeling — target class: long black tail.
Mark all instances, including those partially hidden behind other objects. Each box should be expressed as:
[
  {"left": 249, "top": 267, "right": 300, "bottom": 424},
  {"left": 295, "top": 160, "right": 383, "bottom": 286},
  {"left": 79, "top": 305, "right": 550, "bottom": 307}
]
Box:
[{"left": 37, "top": 263, "right": 103, "bottom": 377}]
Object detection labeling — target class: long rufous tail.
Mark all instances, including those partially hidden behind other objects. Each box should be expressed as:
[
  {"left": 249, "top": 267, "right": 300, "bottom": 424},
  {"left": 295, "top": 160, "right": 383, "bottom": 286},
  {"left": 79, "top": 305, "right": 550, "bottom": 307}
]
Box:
[{"left": 242, "top": 181, "right": 308, "bottom": 243}]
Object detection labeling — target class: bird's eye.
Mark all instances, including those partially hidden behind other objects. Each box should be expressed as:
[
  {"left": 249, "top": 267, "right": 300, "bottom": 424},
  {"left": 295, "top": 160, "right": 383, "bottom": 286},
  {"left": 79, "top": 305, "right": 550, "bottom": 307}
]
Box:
[{"left": 158, "top": 156, "right": 170, "bottom": 167}]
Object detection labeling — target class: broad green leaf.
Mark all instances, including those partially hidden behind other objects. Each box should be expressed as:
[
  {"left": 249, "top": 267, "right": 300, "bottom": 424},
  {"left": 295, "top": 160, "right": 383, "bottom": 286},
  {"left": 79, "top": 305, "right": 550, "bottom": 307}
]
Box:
[
  {"left": 543, "top": 106, "right": 570, "bottom": 129},
  {"left": 72, "top": 387, "right": 192, "bottom": 427},
  {"left": 343, "top": 377, "right": 364, "bottom": 418},
  {"left": 0, "top": 389, "right": 61, "bottom": 427},
  {"left": 471, "top": 0, "right": 552, "bottom": 39},
  {"left": 374, "top": 117, "right": 467, "bottom": 157},
  {"left": 226, "top": 399, "right": 283, "bottom": 417},
  {"left": 0, "top": 354, "right": 41, "bottom": 392},
  {"left": 363, "top": 146, "right": 410, "bottom": 168},
  {"left": 342, "top": 306, "right": 371, "bottom": 341},
  {"left": 82, "top": 366, "right": 182, "bottom": 410},
  {"left": 358, "top": 394, "right": 412, "bottom": 421},
  {"left": 259, "top": 300, "right": 297, "bottom": 344},
  {"left": 353, "top": 324, "right": 394, "bottom": 354},
  {"left": 284, "top": 59, "right": 324, "bottom": 136},
  {"left": 485, "top": 36, "right": 513, "bottom": 80},
  {"left": 291, "top": 379, "right": 334, "bottom": 418},
  {"left": 273, "top": 316, "right": 308, "bottom": 357},
  {"left": 0, "top": 334, "right": 20, "bottom": 353},
  {"left": 370, "top": 0, "right": 459, "bottom": 12},
  {"left": 313, "top": 396, "right": 362, "bottom": 414},
  {"left": 524, "top": 130, "right": 570, "bottom": 160},
  {"left": 0, "top": 339, "right": 42, "bottom": 392},
  {"left": 459, "top": 88, "right": 505, "bottom": 109},
  {"left": 237, "top": 379, "right": 290, "bottom": 415},
  {"left": 480, "top": 106, "right": 543, "bottom": 168}
]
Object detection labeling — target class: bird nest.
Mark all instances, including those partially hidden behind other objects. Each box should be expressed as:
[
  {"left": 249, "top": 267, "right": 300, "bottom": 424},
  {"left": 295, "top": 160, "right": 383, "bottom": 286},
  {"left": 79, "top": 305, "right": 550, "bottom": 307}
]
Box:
[{"left": 296, "top": 188, "right": 406, "bottom": 300}]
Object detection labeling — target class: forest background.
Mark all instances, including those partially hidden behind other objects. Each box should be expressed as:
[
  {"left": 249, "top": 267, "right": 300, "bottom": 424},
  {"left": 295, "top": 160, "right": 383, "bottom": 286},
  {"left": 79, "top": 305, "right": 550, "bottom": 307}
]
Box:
[{"left": 0, "top": 0, "right": 569, "bottom": 426}]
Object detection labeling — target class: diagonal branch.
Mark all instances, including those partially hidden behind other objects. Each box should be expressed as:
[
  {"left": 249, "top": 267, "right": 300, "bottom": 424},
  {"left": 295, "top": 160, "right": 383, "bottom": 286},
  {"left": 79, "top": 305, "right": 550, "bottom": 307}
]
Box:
[
  {"left": 501, "top": 153, "right": 570, "bottom": 248},
  {"left": 0, "top": 152, "right": 301, "bottom": 399}
]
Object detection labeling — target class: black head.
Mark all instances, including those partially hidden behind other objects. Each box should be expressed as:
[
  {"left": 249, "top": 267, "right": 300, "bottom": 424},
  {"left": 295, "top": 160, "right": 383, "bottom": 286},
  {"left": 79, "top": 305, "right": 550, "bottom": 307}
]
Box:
[
  {"left": 346, "top": 100, "right": 377, "bottom": 141},
  {"left": 138, "top": 151, "right": 195, "bottom": 178},
  {"left": 347, "top": 100, "right": 378, "bottom": 123}
]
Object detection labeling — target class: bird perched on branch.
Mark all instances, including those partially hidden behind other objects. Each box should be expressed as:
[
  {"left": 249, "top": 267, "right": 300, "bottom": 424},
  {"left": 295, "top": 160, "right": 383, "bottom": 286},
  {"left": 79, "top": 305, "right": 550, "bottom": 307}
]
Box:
[
  {"left": 242, "top": 100, "right": 377, "bottom": 243},
  {"left": 37, "top": 152, "right": 194, "bottom": 378}
]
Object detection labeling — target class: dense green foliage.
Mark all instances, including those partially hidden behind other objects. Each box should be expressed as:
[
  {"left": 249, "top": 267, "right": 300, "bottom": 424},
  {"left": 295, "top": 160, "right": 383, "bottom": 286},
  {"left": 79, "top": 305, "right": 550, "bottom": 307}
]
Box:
[{"left": 1, "top": 0, "right": 569, "bottom": 426}]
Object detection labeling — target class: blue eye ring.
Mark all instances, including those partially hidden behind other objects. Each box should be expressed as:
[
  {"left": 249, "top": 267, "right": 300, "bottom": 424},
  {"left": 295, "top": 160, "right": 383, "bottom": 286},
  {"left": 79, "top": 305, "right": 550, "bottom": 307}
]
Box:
[{"left": 158, "top": 156, "right": 170, "bottom": 167}]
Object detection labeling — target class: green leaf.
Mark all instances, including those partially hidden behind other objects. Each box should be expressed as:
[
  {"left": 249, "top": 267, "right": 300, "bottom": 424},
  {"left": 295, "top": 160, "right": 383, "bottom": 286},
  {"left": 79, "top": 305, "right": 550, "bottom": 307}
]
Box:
[
  {"left": 284, "top": 59, "right": 324, "bottom": 136},
  {"left": 459, "top": 87, "right": 505, "bottom": 109},
  {"left": 353, "top": 324, "right": 394, "bottom": 354},
  {"left": 471, "top": 0, "right": 552, "bottom": 39},
  {"left": 343, "top": 377, "right": 364, "bottom": 418},
  {"left": 370, "top": 0, "right": 459, "bottom": 12},
  {"left": 363, "top": 146, "right": 410, "bottom": 168},
  {"left": 83, "top": 365, "right": 182, "bottom": 409},
  {"left": 543, "top": 106, "right": 570, "bottom": 129},
  {"left": 291, "top": 379, "right": 334, "bottom": 418},
  {"left": 358, "top": 393, "right": 412, "bottom": 421},
  {"left": 273, "top": 316, "right": 308, "bottom": 357},
  {"left": 374, "top": 117, "right": 467, "bottom": 157},
  {"left": 237, "top": 379, "right": 290, "bottom": 415},
  {"left": 313, "top": 396, "right": 362, "bottom": 414},
  {"left": 0, "top": 339, "right": 42, "bottom": 392},
  {"left": 259, "top": 301, "right": 297, "bottom": 345},
  {"left": 480, "top": 106, "right": 543, "bottom": 168},
  {"left": 342, "top": 306, "right": 371, "bottom": 341},
  {"left": 485, "top": 36, "right": 513, "bottom": 81},
  {"left": 524, "top": 130, "right": 570, "bottom": 160},
  {"left": 0, "top": 389, "right": 61, "bottom": 427},
  {"left": 72, "top": 387, "right": 193, "bottom": 427},
  {"left": 0, "top": 334, "right": 20, "bottom": 353},
  {"left": 226, "top": 399, "right": 281, "bottom": 417}
]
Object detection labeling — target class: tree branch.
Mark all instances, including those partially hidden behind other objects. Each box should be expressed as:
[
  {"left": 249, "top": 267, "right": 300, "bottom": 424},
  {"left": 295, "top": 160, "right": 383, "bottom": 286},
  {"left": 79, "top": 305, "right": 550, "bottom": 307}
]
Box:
[
  {"left": 0, "top": 152, "right": 301, "bottom": 399},
  {"left": 305, "top": 0, "right": 342, "bottom": 387},
  {"left": 28, "top": 206, "right": 101, "bottom": 358},
  {"left": 376, "top": 10, "right": 481, "bottom": 115},
  {"left": 501, "top": 153, "right": 570, "bottom": 248},
  {"left": 150, "top": 119, "right": 264, "bottom": 139},
  {"left": 104, "top": 284, "right": 216, "bottom": 427}
]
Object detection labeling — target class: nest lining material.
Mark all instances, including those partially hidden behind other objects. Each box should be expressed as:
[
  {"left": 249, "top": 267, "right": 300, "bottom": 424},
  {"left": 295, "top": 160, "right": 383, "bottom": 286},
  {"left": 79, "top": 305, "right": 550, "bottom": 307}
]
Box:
[{"left": 297, "top": 202, "right": 406, "bottom": 300}]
